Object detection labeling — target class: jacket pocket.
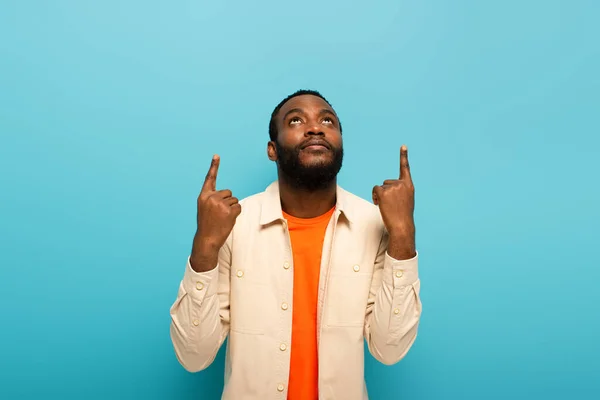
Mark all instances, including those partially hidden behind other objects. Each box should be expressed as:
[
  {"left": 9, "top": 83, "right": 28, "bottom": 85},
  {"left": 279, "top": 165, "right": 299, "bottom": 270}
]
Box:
[
  {"left": 324, "top": 272, "right": 372, "bottom": 327},
  {"left": 230, "top": 279, "right": 269, "bottom": 335}
]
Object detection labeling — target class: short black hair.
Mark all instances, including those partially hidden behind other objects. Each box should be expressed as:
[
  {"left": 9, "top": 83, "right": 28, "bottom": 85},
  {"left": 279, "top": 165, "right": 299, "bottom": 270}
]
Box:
[{"left": 268, "top": 89, "right": 342, "bottom": 142}]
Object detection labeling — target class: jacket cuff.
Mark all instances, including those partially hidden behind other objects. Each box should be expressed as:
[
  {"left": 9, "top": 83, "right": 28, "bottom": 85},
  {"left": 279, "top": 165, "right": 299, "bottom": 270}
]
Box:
[
  {"left": 182, "top": 256, "right": 219, "bottom": 299},
  {"left": 384, "top": 251, "right": 419, "bottom": 288}
]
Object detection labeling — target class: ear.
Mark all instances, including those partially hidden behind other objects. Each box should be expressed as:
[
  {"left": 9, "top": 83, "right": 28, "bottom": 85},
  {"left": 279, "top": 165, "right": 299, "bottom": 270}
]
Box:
[{"left": 267, "top": 141, "right": 277, "bottom": 161}]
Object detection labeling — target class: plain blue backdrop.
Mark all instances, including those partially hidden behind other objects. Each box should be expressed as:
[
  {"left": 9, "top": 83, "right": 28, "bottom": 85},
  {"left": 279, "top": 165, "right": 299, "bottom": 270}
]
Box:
[{"left": 1, "top": 1, "right": 599, "bottom": 399}]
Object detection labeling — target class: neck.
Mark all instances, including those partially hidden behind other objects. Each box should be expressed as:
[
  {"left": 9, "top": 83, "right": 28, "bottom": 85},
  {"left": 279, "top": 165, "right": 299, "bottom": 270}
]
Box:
[{"left": 277, "top": 173, "right": 337, "bottom": 219}]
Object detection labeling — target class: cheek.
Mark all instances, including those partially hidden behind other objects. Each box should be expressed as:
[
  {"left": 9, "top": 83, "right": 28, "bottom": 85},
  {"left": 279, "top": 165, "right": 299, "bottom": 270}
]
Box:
[
  {"left": 327, "top": 131, "right": 343, "bottom": 148},
  {"left": 278, "top": 128, "right": 305, "bottom": 147}
]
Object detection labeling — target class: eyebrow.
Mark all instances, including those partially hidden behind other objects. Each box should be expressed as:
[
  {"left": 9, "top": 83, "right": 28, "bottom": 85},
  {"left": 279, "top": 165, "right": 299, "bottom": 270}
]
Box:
[
  {"left": 318, "top": 109, "right": 337, "bottom": 118},
  {"left": 282, "top": 108, "right": 305, "bottom": 121}
]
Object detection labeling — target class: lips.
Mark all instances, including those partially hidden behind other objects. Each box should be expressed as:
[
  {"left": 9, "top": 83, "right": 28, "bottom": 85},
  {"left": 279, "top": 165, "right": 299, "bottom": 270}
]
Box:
[
  {"left": 304, "top": 144, "right": 328, "bottom": 150},
  {"left": 300, "top": 140, "right": 331, "bottom": 150}
]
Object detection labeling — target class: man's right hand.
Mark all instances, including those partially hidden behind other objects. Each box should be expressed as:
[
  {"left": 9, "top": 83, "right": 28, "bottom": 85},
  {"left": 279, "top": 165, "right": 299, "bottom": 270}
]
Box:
[{"left": 190, "top": 155, "right": 241, "bottom": 272}]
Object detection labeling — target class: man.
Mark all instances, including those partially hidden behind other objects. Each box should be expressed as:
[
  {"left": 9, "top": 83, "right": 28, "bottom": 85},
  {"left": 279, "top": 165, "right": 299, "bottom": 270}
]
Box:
[{"left": 170, "top": 90, "right": 422, "bottom": 400}]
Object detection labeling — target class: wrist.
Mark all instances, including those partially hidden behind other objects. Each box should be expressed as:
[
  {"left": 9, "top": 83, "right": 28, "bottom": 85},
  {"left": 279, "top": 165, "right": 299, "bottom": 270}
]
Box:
[
  {"left": 189, "top": 253, "right": 218, "bottom": 273},
  {"left": 190, "top": 234, "right": 220, "bottom": 272},
  {"left": 387, "top": 230, "right": 416, "bottom": 260},
  {"left": 389, "top": 226, "right": 415, "bottom": 241},
  {"left": 190, "top": 256, "right": 219, "bottom": 273}
]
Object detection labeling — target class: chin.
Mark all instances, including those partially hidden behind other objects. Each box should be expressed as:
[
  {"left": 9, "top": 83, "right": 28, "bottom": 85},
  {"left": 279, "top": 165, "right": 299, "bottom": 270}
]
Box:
[
  {"left": 299, "top": 152, "right": 331, "bottom": 163},
  {"left": 299, "top": 158, "right": 332, "bottom": 170}
]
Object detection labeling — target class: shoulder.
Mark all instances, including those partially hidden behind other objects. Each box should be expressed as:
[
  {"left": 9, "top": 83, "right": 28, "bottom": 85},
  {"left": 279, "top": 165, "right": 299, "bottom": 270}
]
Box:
[
  {"left": 337, "top": 186, "right": 385, "bottom": 228},
  {"left": 237, "top": 190, "right": 266, "bottom": 217},
  {"left": 238, "top": 190, "right": 264, "bottom": 207},
  {"left": 235, "top": 182, "right": 277, "bottom": 225}
]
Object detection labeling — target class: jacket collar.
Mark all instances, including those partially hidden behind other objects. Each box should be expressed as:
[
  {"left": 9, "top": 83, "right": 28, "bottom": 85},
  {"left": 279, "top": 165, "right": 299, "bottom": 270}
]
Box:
[{"left": 259, "top": 180, "right": 354, "bottom": 225}]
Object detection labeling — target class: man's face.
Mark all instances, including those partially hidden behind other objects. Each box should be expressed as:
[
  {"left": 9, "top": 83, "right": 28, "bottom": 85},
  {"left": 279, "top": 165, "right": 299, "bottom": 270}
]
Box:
[{"left": 269, "top": 94, "right": 344, "bottom": 190}]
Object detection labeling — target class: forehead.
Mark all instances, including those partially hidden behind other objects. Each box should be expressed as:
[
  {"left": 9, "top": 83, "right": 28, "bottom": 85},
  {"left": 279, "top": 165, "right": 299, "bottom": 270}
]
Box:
[{"left": 278, "top": 94, "right": 335, "bottom": 118}]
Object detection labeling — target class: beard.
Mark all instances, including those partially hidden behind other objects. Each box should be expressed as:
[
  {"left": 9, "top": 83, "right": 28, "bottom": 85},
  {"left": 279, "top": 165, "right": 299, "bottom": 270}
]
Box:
[{"left": 275, "top": 140, "right": 344, "bottom": 191}]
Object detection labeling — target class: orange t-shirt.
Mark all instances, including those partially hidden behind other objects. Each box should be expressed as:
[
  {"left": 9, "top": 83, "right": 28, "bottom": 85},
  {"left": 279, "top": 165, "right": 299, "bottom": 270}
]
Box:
[{"left": 282, "top": 206, "right": 335, "bottom": 400}]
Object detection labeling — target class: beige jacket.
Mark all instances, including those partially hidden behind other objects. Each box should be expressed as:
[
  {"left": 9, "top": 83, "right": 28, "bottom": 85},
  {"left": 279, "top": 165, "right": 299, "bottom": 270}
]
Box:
[{"left": 169, "top": 181, "right": 422, "bottom": 400}]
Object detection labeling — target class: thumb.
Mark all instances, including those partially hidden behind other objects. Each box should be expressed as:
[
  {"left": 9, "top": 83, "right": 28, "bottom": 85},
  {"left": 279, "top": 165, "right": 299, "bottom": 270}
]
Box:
[{"left": 372, "top": 185, "right": 382, "bottom": 205}]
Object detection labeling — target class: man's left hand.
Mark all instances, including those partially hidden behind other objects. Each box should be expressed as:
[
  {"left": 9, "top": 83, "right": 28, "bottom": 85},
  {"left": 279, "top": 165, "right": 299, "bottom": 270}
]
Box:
[{"left": 372, "top": 145, "right": 416, "bottom": 259}]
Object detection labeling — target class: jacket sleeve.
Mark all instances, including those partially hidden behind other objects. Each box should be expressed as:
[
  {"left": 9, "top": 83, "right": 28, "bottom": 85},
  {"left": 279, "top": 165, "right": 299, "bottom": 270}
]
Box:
[
  {"left": 169, "top": 234, "right": 231, "bottom": 372},
  {"left": 364, "top": 230, "right": 422, "bottom": 365}
]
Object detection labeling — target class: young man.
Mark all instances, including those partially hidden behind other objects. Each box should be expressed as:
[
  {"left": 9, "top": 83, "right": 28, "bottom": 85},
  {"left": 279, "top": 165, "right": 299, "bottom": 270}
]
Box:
[{"left": 170, "top": 90, "right": 422, "bottom": 400}]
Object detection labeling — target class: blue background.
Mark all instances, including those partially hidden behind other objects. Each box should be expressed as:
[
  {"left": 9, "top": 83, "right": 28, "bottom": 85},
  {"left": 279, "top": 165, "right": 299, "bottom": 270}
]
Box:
[{"left": 1, "top": 1, "right": 599, "bottom": 399}]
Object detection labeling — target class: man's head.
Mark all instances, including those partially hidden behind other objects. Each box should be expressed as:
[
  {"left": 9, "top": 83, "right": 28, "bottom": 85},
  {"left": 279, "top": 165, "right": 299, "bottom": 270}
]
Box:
[{"left": 267, "top": 90, "right": 344, "bottom": 191}]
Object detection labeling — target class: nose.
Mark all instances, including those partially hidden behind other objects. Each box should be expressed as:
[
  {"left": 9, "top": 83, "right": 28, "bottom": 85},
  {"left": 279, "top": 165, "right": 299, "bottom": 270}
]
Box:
[{"left": 305, "top": 122, "right": 324, "bottom": 136}]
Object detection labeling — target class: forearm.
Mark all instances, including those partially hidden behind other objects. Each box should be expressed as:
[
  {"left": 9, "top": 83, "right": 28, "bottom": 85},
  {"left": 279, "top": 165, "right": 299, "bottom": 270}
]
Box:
[
  {"left": 169, "top": 259, "right": 228, "bottom": 372},
  {"left": 365, "top": 251, "right": 422, "bottom": 365}
]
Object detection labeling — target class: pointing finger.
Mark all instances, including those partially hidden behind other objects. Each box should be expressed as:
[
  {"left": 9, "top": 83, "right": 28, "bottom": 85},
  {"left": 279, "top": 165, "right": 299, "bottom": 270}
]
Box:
[
  {"left": 202, "top": 155, "right": 220, "bottom": 193},
  {"left": 400, "top": 145, "right": 412, "bottom": 181}
]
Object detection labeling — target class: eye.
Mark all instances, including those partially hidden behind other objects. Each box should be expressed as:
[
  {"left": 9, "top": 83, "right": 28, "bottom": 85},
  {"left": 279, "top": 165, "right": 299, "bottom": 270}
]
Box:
[
  {"left": 289, "top": 116, "right": 302, "bottom": 125},
  {"left": 322, "top": 117, "right": 334, "bottom": 125}
]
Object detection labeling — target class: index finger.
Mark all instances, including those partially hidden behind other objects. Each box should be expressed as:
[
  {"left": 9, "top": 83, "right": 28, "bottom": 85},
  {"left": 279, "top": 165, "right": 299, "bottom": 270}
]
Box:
[
  {"left": 399, "top": 145, "right": 412, "bottom": 181},
  {"left": 201, "top": 154, "right": 220, "bottom": 192}
]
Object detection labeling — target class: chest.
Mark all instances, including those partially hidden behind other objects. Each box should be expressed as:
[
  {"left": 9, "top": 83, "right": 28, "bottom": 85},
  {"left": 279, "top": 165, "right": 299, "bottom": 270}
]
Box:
[{"left": 228, "top": 217, "right": 383, "bottom": 333}]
